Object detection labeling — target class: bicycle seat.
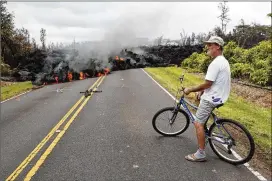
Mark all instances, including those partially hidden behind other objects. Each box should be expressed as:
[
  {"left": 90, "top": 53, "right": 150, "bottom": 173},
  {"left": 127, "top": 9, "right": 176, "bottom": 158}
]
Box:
[{"left": 215, "top": 103, "right": 224, "bottom": 109}]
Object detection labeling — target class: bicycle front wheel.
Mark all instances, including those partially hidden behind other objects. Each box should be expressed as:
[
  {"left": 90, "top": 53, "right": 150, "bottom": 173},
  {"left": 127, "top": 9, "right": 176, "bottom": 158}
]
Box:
[
  {"left": 208, "top": 119, "right": 255, "bottom": 165},
  {"left": 152, "top": 107, "right": 190, "bottom": 136}
]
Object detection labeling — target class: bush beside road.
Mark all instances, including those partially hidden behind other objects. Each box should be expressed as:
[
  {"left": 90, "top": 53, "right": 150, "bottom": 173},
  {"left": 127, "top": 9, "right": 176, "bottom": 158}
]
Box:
[{"left": 182, "top": 40, "right": 272, "bottom": 87}]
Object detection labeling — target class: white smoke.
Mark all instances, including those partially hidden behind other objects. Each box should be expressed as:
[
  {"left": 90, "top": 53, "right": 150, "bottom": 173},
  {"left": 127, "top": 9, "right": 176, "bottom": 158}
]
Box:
[
  {"left": 33, "top": 3, "right": 174, "bottom": 84},
  {"left": 61, "top": 3, "right": 173, "bottom": 68}
]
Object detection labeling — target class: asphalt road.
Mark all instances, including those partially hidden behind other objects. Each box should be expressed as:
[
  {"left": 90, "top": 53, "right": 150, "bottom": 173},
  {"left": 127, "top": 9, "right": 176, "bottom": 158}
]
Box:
[{"left": 1, "top": 69, "right": 262, "bottom": 181}]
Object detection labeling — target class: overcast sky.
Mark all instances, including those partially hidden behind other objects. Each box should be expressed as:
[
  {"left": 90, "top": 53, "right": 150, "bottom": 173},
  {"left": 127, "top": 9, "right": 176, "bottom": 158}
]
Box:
[{"left": 6, "top": 2, "right": 271, "bottom": 46}]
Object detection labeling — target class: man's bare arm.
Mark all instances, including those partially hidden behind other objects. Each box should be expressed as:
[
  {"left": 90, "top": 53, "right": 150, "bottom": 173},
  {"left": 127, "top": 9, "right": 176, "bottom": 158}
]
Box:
[{"left": 184, "top": 80, "right": 213, "bottom": 94}]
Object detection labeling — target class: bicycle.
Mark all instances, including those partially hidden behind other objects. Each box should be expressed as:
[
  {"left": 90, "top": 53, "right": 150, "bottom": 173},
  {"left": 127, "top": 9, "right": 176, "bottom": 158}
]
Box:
[
  {"left": 152, "top": 74, "right": 255, "bottom": 165},
  {"left": 80, "top": 89, "right": 102, "bottom": 97}
]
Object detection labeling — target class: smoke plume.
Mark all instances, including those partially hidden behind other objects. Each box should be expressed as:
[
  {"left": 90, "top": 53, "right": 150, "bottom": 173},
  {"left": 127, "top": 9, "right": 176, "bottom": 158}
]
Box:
[{"left": 22, "top": 3, "right": 176, "bottom": 85}]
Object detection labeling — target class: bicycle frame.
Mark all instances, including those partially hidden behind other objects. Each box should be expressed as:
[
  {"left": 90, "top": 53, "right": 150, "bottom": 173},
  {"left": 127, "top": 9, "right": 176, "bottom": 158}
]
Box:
[
  {"left": 175, "top": 95, "right": 219, "bottom": 123},
  {"left": 174, "top": 94, "right": 232, "bottom": 145}
]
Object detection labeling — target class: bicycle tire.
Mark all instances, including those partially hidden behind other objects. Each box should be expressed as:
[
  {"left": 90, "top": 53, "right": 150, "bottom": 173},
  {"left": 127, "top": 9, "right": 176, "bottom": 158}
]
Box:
[
  {"left": 208, "top": 118, "right": 255, "bottom": 165},
  {"left": 152, "top": 107, "right": 190, "bottom": 136}
]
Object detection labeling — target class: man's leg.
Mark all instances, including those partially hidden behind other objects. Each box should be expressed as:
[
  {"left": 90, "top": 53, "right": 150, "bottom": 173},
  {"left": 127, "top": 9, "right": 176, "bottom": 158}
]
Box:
[
  {"left": 185, "top": 99, "right": 215, "bottom": 162},
  {"left": 194, "top": 121, "right": 205, "bottom": 150}
]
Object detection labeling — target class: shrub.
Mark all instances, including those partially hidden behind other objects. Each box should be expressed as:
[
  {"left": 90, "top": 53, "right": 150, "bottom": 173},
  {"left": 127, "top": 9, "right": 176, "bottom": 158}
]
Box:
[
  {"left": 182, "top": 52, "right": 211, "bottom": 72},
  {"left": 223, "top": 41, "right": 238, "bottom": 60},
  {"left": 181, "top": 40, "right": 272, "bottom": 86},
  {"left": 198, "top": 53, "right": 212, "bottom": 72},
  {"left": 253, "top": 59, "right": 269, "bottom": 69},
  {"left": 230, "top": 46, "right": 246, "bottom": 64},
  {"left": 231, "top": 63, "right": 253, "bottom": 79},
  {"left": 250, "top": 69, "right": 270, "bottom": 86},
  {"left": 251, "top": 41, "right": 272, "bottom": 61},
  {"left": 182, "top": 52, "right": 199, "bottom": 69},
  {"left": 1, "top": 58, "right": 13, "bottom": 76}
]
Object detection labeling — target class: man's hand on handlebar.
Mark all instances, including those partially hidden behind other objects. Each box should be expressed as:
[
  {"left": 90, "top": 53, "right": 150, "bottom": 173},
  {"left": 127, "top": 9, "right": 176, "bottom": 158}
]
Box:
[
  {"left": 196, "top": 91, "right": 204, "bottom": 100},
  {"left": 183, "top": 88, "right": 203, "bottom": 100},
  {"left": 183, "top": 87, "right": 191, "bottom": 95}
]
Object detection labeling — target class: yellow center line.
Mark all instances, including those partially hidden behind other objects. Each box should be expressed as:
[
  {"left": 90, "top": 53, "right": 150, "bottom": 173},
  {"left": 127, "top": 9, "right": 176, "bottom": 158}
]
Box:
[
  {"left": 24, "top": 75, "right": 106, "bottom": 181},
  {"left": 5, "top": 76, "right": 103, "bottom": 181}
]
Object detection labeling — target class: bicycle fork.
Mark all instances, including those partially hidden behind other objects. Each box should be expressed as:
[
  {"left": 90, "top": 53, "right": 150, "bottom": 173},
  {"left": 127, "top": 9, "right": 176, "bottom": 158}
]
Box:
[
  {"left": 169, "top": 109, "right": 178, "bottom": 124},
  {"left": 169, "top": 104, "right": 182, "bottom": 124}
]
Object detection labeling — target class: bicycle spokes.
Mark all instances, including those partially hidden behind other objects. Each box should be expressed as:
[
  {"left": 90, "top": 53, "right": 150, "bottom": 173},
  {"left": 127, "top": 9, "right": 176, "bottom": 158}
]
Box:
[
  {"left": 209, "top": 122, "right": 252, "bottom": 163},
  {"left": 154, "top": 108, "right": 188, "bottom": 135}
]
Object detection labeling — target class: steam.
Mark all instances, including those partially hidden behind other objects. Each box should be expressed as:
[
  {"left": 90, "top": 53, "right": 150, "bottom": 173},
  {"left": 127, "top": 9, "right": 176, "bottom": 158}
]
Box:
[
  {"left": 32, "top": 3, "right": 174, "bottom": 84},
  {"left": 67, "top": 3, "right": 173, "bottom": 67}
]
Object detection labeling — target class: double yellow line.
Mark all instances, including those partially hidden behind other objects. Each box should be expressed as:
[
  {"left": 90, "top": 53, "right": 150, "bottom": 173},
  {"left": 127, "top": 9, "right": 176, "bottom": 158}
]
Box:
[{"left": 6, "top": 76, "right": 106, "bottom": 181}]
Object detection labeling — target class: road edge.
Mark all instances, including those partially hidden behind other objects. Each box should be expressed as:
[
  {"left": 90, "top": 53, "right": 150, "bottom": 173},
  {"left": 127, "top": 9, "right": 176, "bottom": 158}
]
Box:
[
  {"left": 141, "top": 68, "right": 267, "bottom": 181},
  {"left": 1, "top": 84, "right": 46, "bottom": 104},
  {"left": 1, "top": 90, "right": 32, "bottom": 104}
]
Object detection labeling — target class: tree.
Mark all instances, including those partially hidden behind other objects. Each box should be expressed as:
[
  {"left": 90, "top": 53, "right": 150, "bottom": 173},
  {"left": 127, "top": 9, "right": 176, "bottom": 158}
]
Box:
[
  {"left": 230, "top": 20, "right": 270, "bottom": 48},
  {"left": 191, "top": 32, "right": 196, "bottom": 45},
  {"left": 1, "top": 0, "right": 16, "bottom": 65},
  {"left": 1, "top": 1, "right": 14, "bottom": 39},
  {"left": 185, "top": 36, "right": 191, "bottom": 46},
  {"left": 218, "top": 1, "right": 231, "bottom": 34},
  {"left": 179, "top": 29, "right": 188, "bottom": 46},
  {"left": 14, "top": 27, "right": 32, "bottom": 56},
  {"left": 213, "top": 26, "right": 225, "bottom": 38},
  {"left": 195, "top": 33, "right": 207, "bottom": 45},
  {"left": 40, "top": 28, "right": 46, "bottom": 50},
  {"left": 267, "top": 13, "right": 272, "bottom": 17},
  {"left": 32, "top": 38, "right": 37, "bottom": 49}
]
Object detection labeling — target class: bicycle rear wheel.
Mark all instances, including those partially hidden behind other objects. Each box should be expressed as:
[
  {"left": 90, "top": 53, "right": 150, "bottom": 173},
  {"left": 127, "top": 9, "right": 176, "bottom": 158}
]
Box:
[
  {"left": 152, "top": 107, "right": 190, "bottom": 136},
  {"left": 208, "top": 119, "right": 255, "bottom": 165}
]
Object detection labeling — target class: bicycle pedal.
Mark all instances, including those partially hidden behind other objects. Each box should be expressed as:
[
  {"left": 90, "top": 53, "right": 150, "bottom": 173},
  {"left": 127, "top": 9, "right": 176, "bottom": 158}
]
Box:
[{"left": 227, "top": 150, "right": 232, "bottom": 154}]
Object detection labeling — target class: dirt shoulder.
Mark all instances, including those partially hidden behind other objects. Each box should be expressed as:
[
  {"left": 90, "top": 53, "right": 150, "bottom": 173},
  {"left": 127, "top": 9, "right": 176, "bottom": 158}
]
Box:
[{"left": 231, "top": 82, "right": 271, "bottom": 108}]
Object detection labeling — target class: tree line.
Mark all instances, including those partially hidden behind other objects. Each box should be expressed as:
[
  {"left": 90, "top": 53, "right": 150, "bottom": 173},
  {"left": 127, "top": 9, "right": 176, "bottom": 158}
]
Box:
[
  {"left": 182, "top": 40, "right": 271, "bottom": 86},
  {"left": 1, "top": 1, "right": 271, "bottom": 86},
  {"left": 154, "top": 2, "right": 271, "bottom": 49},
  {"left": 180, "top": 2, "right": 272, "bottom": 87}
]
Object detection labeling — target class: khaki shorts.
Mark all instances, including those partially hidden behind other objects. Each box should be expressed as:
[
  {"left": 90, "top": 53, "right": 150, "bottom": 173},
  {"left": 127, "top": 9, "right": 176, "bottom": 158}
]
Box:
[{"left": 195, "top": 99, "right": 216, "bottom": 124}]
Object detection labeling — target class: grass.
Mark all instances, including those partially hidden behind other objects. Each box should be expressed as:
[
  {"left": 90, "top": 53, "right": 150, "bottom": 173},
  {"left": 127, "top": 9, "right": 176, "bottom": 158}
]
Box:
[
  {"left": 145, "top": 66, "right": 271, "bottom": 156},
  {"left": 1, "top": 81, "right": 33, "bottom": 101}
]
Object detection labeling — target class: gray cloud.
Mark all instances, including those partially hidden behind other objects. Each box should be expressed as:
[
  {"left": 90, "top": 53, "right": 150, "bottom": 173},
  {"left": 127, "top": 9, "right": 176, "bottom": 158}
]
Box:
[{"left": 6, "top": 2, "right": 271, "bottom": 45}]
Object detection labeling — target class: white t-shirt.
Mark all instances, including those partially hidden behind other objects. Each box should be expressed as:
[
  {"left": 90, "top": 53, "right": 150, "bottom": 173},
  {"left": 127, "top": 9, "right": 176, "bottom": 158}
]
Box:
[{"left": 201, "top": 55, "right": 231, "bottom": 104}]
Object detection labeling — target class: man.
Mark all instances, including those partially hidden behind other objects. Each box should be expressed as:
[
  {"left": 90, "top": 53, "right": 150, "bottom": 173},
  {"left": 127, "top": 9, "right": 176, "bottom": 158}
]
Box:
[{"left": 183, "top": 36, "right": 231, "bottom": 162}]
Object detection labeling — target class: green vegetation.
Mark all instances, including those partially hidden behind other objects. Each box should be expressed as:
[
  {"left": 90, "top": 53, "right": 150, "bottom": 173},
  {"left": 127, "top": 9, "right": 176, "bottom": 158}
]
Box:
[
  {"left": 145, "top": 66, "right": 271, "bottom": 159},
  {"left": 1, "top": 81, "right": 33, "bottom": 101},
  {"left": 1, "top": 62, "right": 12, "bottom": 76},
  {"left": 182, "top": 40, "right": 272, "bottom": 86}
]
